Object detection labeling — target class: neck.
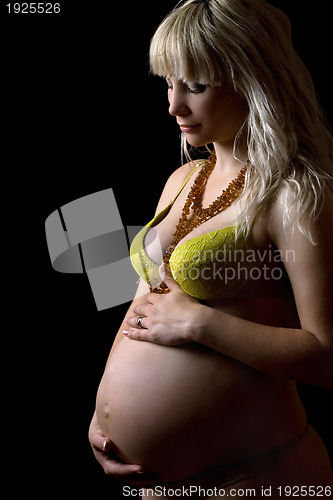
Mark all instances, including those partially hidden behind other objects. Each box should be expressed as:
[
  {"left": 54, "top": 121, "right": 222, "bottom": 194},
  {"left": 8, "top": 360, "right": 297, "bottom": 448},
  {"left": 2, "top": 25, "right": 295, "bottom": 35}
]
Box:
[{"left": 213, "top": 142, "right": 247, "bottom": 175}]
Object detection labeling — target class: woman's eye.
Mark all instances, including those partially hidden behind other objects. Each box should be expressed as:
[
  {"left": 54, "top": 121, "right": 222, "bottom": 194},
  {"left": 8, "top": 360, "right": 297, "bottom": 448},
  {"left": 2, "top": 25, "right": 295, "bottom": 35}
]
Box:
[
  {"left": 188, "top": 83, "right": 207, "bottom": 94},
  {"left": 165, "top": 79, "right": 206, "bottom": 94}
]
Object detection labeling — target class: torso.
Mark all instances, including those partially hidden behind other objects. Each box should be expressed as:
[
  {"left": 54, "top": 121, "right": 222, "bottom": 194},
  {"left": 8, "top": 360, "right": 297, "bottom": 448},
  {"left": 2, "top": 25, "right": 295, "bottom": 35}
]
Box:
[{"left": 96, "top": 163, "right": 308, "bottom": 482}]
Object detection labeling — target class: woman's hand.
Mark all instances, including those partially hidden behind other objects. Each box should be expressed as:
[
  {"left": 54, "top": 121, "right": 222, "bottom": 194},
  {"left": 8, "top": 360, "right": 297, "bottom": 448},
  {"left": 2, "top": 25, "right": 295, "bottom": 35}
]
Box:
[
  {"left": 124, "top": 265, "right": 202, "bottom": 346},
  {"left": 88, "top": 412, "right": 150, "bottom": 484}
]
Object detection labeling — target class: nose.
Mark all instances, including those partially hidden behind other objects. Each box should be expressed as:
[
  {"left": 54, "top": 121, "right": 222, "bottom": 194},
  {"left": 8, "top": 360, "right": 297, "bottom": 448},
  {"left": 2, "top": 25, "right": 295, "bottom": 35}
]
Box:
[{"left": 168, "top": 88, "right": 190, "bottom": 117}]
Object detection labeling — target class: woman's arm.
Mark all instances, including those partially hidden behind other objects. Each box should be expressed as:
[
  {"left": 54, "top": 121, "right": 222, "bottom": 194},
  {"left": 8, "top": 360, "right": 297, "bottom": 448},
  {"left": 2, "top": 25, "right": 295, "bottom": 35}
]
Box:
[
  {"left": 195, "top": 188, "right": 333, "bottom": 387},
  {"left": 194, "top": 305, "right": 333, "bottom": 388},
  {"left": 126, "top": 188, "right": 333, "bottom": 389}
]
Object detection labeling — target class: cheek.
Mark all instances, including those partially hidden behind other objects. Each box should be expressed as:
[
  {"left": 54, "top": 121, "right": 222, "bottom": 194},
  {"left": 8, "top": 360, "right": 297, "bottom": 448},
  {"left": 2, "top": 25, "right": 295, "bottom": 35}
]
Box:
[
  {"left": 195, "top": 94, "right": 230, "bottom": 124},
  {"left": 196, "top": 97, "right": 218, "bottom": 119},
  {"left": 203, "top": 104, "right": 228, "bottom": 133},
  {"left": 210, "top": 97, "right": 246, "bottom": 132}
]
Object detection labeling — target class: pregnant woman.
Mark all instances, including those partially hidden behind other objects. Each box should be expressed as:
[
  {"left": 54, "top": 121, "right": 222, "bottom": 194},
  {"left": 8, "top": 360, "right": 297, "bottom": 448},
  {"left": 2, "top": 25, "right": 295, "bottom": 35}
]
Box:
[{"left": 89, "top": 0, "right": 333, "bottom": 497}]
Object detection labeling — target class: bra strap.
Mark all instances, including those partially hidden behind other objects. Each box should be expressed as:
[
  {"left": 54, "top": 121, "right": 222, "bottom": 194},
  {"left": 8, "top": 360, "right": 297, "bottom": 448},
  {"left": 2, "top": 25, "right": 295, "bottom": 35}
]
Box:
[{"left": 171, "top": 161, "right": 205, "bottom": 206}]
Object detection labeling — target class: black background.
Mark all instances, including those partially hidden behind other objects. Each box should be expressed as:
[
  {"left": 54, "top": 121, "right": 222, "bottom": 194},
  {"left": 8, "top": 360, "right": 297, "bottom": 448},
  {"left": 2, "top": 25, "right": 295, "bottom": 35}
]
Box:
[{"left": 2, "top": 1, "right": 332, "bottom": 497}]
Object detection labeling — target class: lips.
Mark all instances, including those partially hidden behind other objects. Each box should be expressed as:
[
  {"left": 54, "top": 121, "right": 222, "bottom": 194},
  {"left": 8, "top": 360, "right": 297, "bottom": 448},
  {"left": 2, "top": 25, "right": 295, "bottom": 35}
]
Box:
[{"left": 178, "top": 123, "right": 201, "bottom": 132}]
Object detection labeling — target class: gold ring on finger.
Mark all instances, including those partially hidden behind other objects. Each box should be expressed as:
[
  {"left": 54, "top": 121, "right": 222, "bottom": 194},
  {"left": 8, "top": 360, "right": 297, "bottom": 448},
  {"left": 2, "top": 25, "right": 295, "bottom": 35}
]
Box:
[{"left": 136, "top": 316, "right": 144, "bottom": 329}]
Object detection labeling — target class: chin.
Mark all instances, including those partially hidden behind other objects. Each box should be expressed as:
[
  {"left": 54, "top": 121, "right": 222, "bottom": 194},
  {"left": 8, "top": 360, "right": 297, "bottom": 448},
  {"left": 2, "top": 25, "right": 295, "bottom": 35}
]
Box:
[{"left": 186, "top": 138, "right": 208, "bottom": 148}]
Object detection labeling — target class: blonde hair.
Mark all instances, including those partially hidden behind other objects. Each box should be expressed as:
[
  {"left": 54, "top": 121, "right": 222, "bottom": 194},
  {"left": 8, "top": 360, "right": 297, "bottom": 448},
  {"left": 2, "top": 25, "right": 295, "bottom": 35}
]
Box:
[{"left": 150, "top": 0, "right": 333, "bottom": 241}]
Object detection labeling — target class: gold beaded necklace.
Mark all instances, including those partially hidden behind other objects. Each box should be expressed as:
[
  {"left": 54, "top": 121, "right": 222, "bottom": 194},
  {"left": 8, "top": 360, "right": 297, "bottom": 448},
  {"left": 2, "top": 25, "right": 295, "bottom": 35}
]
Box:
[{"left": 150, "top": 153, "right": 247, "bottom": 294}]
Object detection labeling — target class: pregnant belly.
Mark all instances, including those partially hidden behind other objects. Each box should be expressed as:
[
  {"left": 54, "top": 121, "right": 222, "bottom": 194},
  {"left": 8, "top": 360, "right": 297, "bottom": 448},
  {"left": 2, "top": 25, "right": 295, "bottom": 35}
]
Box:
[{"left": 96, "top": 337, "right": 263, "bottom": 481}]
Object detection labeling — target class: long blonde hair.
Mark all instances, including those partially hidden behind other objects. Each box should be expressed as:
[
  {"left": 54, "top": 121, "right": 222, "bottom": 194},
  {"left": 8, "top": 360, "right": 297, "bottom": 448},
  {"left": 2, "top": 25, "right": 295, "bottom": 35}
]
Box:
[{"left": 150, "top": 0, "right": 333, "bottom": 241}]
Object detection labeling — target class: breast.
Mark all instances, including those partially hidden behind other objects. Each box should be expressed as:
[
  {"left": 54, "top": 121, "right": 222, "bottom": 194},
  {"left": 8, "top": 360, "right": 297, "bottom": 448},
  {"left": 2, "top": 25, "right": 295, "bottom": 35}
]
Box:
[
  {"left": 95, "top": 337, "right": 252, "bottom": 481},
  {"left": 169, "top": 228, "right": 255, "bottom": 300}
]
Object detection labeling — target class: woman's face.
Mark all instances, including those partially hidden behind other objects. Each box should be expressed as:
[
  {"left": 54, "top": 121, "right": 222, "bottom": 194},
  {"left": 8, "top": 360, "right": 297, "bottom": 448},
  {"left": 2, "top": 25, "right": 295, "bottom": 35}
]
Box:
[{"left": 166, "top": 77, "right": 247, "bottom": 148}]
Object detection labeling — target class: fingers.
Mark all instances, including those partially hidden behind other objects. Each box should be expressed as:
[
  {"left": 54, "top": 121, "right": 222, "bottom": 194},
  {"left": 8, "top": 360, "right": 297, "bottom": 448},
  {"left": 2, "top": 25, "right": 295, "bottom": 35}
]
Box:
[
  {"left": 88, "top": 417, "right": 111, "bottom": 451},
  {"left": 90, "top": 434, "right": 111, "bottom": 459},
  {"left": 126, "top": 315, "right": 147, "bottom": 330},
  {"left": 102, "top": 457, "right": 143, "bottom": 478},
  {"left": 159, "top": 264, "right": 179, "bottom": 290},
  {"left": 123, "top": 328, "right": 149, "bottom": 341},
  {"left": 102, "top": 456, "right": 158, "bottom": 486},
  {"left": 126, "top": 305, "right": 150, "bottom": 330},
  {"left": 132, "top": 304, "right": 149, "bottom": 317},
  {"left": 102, "top": 438, "right": 111, "bottom": 452},
  {"left": 88, "top": 413, "right": 150, "bottom": 484},
  {"left": 91, "top": 437, "right": 144, "bottom": 479}
]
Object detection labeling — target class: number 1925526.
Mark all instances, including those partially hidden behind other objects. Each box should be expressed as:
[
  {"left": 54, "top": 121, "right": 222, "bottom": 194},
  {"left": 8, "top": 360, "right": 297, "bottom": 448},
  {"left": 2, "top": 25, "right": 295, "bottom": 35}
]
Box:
[{"left": 6, "top": 3, "right": 61, "bottom": 14}]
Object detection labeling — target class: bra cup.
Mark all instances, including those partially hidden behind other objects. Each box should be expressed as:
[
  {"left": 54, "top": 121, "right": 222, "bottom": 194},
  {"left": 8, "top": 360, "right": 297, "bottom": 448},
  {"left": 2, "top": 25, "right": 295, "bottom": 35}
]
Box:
[
  {"left": 169, "top": 228, "right": 254, "bottom": 300},
  {"left": 131, "top": 216, "right": 255, "bottom": 300},
  {"left": 130, "top": 224, "right": 165, "bottom": 289},
  {"left": 130, "top": 165, "right": 255, "bottom": 299}
]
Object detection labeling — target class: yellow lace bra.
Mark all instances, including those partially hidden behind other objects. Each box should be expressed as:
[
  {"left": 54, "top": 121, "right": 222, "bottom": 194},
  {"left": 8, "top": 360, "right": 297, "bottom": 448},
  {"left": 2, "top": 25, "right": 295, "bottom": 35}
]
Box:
[{"left": 130, "top": 164, "right": 255, "bottom": 300}]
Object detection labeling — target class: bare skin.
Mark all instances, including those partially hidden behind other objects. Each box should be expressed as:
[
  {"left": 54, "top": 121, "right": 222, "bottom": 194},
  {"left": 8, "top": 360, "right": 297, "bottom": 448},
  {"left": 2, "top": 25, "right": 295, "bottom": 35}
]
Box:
[{"left": 89, "top": 79, "right": 333, "bottom": 495}]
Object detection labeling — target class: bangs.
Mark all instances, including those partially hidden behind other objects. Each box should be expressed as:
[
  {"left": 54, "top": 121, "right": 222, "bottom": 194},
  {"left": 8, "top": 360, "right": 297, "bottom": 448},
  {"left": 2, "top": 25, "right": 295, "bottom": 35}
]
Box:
[{"left": 149, "top": 4, "right": 226, "bottom": 85}]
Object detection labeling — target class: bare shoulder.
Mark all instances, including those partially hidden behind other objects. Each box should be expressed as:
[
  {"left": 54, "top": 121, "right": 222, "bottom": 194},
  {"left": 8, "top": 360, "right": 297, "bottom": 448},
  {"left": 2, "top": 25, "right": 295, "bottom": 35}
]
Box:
[
  {"left": 154, "top": 159, "right": 205, "bottom": 215},
  {"left": 265, "top": 183, "right": 333, "bottom": 245}
]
